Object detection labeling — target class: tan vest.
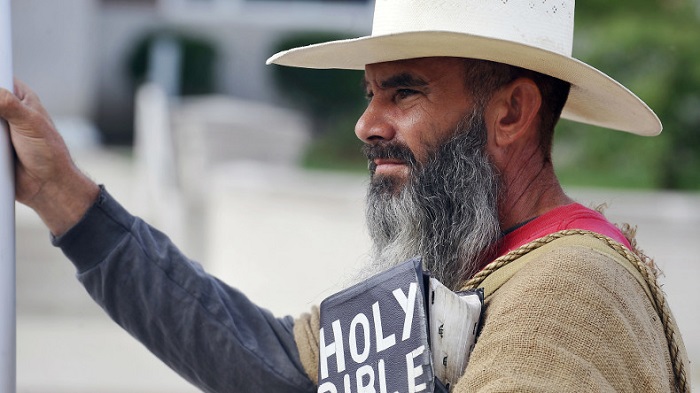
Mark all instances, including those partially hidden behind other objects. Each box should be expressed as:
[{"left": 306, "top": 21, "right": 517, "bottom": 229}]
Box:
[{"left": 293, "top": 231, "right": 690, "bottom": 392}]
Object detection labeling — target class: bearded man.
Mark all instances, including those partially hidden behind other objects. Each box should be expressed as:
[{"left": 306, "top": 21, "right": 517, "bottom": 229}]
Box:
[{"left": 0, "top": 0, "right": 690, "bottom": 392}]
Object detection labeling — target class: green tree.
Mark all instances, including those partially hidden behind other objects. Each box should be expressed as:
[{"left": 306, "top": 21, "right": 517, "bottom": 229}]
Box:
[{"left": 556, "top": 0, "right": 700, "bottom": 189}]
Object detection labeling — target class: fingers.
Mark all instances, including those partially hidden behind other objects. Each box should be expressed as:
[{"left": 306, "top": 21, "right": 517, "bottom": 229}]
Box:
[
  {"left": 13, "top": 79, "right": 50, "bottom": 118},
  {"left": 0, "top": 85, "right": 25, "bottom": 123},
  {"left": 12, "top": 78, "right": 26, "bottom": 100},
  {"left": 0, "top": 82, "right": 55, "bottom": 138}
]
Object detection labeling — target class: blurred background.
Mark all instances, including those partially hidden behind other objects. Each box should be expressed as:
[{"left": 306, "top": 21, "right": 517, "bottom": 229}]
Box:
[{"left": 9, "top": 0, "right": 700, "bottom": 391}]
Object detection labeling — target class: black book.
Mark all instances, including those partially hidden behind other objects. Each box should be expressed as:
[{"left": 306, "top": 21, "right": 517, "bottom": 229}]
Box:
[{"left": 317, "top": 258, "right": 483, "bottom": 393}]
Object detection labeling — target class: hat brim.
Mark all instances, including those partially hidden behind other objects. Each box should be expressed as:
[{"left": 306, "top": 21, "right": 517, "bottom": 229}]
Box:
[{"left": 267, "top": 31, "right": 661, "bottom": 136}]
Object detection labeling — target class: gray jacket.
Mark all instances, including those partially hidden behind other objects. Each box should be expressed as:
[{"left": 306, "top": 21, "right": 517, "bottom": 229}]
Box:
[{"left": 53, "top": 187, "right": 316, "bottom": 393}]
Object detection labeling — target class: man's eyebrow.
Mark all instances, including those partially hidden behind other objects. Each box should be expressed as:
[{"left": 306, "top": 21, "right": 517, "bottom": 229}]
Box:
[
  {"left": 380, "top": 73, "right": 429, "bottom": 89},
  {"left": 362, "top": 73, "right": 429, "bottom": 93}
]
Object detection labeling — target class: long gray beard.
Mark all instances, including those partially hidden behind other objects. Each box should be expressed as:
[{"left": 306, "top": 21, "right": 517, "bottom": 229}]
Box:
[{"left": 363, "top": 111, "right": 501, "bottom": 290}]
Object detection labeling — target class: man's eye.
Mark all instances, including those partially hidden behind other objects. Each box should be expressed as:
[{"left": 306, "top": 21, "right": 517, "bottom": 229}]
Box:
[
  {"left": 365, "top": 91, "right": 374, "bottom": 101},
  {"left": 395, "top": 89, "right": 417, "bottom": 101}
]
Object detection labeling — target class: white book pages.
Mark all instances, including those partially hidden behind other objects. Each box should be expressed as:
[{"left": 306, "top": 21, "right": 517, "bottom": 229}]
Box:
[{"left": 428, "top": 278, "right": 482, "bottom": 390}]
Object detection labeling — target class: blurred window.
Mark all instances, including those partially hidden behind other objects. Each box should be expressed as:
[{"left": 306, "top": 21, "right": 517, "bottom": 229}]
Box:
[{"left": 102, "top": 0, "right": 157, "bottom": 4}]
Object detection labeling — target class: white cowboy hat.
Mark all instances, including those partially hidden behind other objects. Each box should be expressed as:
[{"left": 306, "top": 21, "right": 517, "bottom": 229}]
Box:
[{"left": 267, "top": 0, "right": 661, "bottom": 136}]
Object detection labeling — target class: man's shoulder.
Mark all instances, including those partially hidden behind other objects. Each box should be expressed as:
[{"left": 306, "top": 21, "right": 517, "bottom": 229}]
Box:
[
  {"left": 479, "top": 231, "right": 641, "bottom": 301},
  {"left": 461, "top": 231, "right": 676, "bottom": 392},
  {"left": 508, "top": 232, "right": 639, "bottom": 290}
]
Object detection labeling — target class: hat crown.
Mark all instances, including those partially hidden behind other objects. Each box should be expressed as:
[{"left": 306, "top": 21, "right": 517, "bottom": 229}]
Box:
[{"left": 372, "top": 0, "right": 575, "bottom": 57}]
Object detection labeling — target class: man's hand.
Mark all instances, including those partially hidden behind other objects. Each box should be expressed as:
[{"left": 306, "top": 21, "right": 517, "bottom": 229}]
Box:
[{"left": 0, "top": 80, "right": 99, "bottom": 236}]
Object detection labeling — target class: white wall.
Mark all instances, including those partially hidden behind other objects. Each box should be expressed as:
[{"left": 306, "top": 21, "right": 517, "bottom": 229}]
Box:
[
  {"left": 11, "top": 0, "right": 98, "bottom": 119},
  {"left": 10, "top": 0, "right": 372, "bottom": 143}
]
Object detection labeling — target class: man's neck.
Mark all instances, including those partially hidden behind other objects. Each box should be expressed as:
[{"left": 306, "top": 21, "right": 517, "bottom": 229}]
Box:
[{"left": 497, "top": 159, "right": 572, "bottom": 230}]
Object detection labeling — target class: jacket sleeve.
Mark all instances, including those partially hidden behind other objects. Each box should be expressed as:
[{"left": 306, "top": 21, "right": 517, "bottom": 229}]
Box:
[
  {"left": 456, "top": 241, "right": 675, "bottom": 392},
  {"left": 53, "top": 187, "right": 316, "bottom": 393}
]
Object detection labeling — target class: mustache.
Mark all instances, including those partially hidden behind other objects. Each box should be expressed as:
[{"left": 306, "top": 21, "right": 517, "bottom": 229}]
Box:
[{"left": 362, "top": 142, "right": 419, "bottom": 173}]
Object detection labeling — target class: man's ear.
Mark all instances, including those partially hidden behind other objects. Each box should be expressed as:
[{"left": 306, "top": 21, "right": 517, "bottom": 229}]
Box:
[{"left": 486, "top": 78, "right": 542, "bottom": 148}]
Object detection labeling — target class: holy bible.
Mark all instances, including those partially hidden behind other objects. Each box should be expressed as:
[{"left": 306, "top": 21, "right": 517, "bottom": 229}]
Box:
[{"left": 317, "top": 258, "right": 483, "bottom": 393}]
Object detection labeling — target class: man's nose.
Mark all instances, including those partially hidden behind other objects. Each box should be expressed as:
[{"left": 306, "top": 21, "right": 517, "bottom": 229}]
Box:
[{"left": 355, "top": 101, "right": 396, "bottom": 144}]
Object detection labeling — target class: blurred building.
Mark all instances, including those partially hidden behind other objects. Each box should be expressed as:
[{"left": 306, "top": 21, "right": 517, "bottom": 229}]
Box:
[{"left": 10, "top": 0, "right": 373, "bottom": 145}]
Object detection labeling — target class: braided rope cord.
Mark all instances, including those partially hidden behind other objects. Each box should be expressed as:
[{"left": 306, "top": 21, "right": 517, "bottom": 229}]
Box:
[{"left": 460, "top": 229, "right": 689, "bottom": 393}]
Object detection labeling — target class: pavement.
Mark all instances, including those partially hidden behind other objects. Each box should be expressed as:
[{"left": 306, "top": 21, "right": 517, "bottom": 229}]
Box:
[{"left": 16, "top": 147, "right": 700, "bottom": 392}]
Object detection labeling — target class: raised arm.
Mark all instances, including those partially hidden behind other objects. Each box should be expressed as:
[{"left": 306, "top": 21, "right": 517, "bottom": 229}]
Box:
[{"left": 1, "top": 81, "right": 316, "bottom": 392}]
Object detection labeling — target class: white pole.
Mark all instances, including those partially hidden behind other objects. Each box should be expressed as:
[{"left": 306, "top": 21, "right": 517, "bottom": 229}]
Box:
[{"left": 0, "top": 0, "right": 15, "bottom": 391}]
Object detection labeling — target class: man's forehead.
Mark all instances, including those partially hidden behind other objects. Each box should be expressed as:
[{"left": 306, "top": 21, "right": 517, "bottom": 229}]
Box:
[{"left": 362, "top": 57, "right": 466, "bottom": 88}]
